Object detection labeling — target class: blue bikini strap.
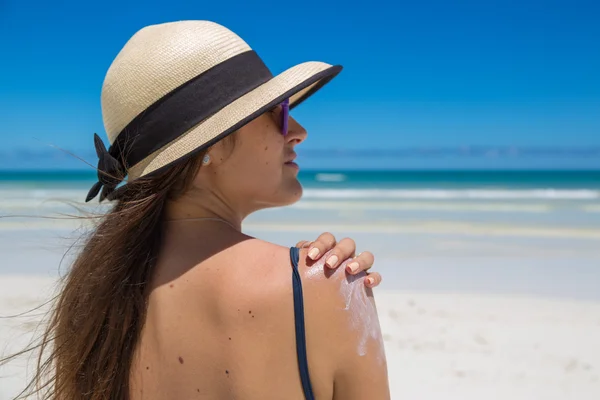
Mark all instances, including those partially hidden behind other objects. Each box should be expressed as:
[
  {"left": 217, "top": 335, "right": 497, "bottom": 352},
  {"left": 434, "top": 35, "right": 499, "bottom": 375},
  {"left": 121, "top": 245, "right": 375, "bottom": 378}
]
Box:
[{"left": 289, "top": 246, "right": 316, "bottom": 400}]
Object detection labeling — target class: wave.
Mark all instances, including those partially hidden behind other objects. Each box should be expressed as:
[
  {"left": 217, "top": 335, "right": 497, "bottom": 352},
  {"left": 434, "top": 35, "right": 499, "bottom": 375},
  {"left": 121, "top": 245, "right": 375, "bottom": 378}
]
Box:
[
  {"left": 301, "top": 189, "right": 600, "bottom": 200},
  {"left": 1, "top": 187, "right": 599, "bottom": 204},
  {"left": 315, "top": 173, "right": 347, "bottom": 182}
]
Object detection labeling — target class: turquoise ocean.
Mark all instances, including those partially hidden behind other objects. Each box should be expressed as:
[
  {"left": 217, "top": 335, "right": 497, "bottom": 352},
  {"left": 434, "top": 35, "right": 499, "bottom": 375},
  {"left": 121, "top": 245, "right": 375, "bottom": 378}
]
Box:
[
  {"left": 1, "top": 169, "right": 599, "bottom": 299},
  {"left": 1, "top": 169, "right": 599, "bottom": 230},
  {"left": 1, "top": 169, "right": 600, "bottom": 190}
]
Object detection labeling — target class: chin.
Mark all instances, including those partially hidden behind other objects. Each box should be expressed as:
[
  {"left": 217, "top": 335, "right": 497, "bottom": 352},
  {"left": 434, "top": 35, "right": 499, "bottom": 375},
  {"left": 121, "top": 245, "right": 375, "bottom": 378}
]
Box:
[
  {"left": 286, "top": 185, "right": 304, "bottom": 205},
  {"left": 271, "top": 178, "right": 304, "bottom": 208},
  {"left": 278, "top": 178, "right": 303, "bottom": 206}
]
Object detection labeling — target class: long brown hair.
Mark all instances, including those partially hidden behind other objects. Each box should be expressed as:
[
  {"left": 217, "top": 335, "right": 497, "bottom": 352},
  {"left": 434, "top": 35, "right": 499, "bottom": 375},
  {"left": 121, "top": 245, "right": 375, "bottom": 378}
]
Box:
[{"left": 0, "top": 137, "right": 230, "bottom": 399}]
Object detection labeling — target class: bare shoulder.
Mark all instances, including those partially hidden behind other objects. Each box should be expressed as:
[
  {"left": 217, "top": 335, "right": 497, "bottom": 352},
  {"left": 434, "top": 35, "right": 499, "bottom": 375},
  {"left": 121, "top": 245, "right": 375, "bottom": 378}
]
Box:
[
  {"left": 182, "top": 241, "right": 389, "bottom": 398},
  {"left": 295, "top": 248, "right": 391, "bottom": 400},
  {"left": 225, "top": 238, "right": 295, "bottom": 282},
  {"left": 211, "top": 239, "right": 297, "bottom": 308},
  {"left": 169, "top": 238, "right": 302, "bottom": 344},
  {"left": 294, "top": 248, "right": 373, "bottom": 319}
]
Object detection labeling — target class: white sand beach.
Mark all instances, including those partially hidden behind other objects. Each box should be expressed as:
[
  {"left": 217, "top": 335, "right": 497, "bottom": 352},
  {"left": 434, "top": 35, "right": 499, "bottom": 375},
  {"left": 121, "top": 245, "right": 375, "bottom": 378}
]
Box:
[
  {"left": 1, "top": 278, "right": 599, "bottom": 399},
  {"left": 1, "top": 185, "right": 600, "bottom": 399}
]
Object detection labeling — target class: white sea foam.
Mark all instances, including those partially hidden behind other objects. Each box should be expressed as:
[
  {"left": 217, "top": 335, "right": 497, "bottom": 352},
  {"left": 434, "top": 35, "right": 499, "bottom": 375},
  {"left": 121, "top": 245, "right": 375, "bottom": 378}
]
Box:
[
  {"left": 315, "top": 173, "right": 347, "bottom": 182},
  {"left": 292, "top": 201, "right": 553, "bottom": 213},
  {"left": 2, "top": 187, "right": 599, "bottom": 203},
  {"left": 302, "top": 188, "right": 600, "bottom": 200}
]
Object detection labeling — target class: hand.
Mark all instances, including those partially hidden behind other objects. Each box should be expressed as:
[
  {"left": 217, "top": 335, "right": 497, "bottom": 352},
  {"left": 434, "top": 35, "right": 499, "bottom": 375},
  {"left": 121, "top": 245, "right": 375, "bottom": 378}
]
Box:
[{"left": 295, "top": 233, "right": 381, "bottom": 288}]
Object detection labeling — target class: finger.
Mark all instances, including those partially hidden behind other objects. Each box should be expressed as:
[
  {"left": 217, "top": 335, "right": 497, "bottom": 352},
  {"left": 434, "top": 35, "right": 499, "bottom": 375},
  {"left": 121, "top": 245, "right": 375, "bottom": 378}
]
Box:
[
  {"left": 364, "top": 272, "right": 382, "bottom": 288},
  {"left": 324, "top": 237, "right": 356, "bottom": 269},
  {"left": 307, "top": 232, "right": 336, "bottom": 260},
  {"left": 345, "top": 251, "right": 375, "bottom": 274},
  {"left": 295, "top": 240, "right": 313, "bottom": 249}
]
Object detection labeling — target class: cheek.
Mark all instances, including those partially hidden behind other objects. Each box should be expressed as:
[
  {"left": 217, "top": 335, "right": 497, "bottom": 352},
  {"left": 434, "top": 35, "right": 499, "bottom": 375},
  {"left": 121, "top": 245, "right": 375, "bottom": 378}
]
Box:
[
  {"left": 253, "top": 122, "right": 285, "bottom": 170},
  {"left": 260, "top": 143, "right": 281, "bottom": 168},
  {"left": 224, "top": 133, "right": 284, "bottom": 191}
]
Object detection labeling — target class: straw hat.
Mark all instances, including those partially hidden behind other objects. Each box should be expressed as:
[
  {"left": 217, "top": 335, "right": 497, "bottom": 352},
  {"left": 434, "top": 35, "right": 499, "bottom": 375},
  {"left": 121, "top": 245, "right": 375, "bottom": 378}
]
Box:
[{"left": 85, "top": 20, "right": 342, "bottom": 202}]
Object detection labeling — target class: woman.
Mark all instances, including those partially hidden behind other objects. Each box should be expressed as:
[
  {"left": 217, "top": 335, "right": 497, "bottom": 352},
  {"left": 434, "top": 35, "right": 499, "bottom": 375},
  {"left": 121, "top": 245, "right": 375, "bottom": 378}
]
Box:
[{"left": 4, "top": 20, "right": 390, "bottom": 399}]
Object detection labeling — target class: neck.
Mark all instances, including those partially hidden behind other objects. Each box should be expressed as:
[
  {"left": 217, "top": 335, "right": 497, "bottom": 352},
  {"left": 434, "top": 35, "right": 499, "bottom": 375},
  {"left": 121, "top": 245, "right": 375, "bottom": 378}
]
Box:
[{"left": 164, "top": 189, "right": 243, "bottom": 231}]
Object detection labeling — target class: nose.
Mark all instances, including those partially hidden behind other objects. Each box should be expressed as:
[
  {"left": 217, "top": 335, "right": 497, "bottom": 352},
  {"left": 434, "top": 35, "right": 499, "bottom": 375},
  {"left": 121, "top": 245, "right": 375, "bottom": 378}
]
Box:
[{"left": 285, "top": 116, "right": 307, "bottom": 145}]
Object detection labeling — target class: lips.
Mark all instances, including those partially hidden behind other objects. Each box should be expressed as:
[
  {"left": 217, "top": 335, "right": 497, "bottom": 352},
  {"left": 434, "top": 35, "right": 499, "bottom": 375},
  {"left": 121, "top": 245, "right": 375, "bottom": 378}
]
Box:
[{"left": 284, "top": 152, "right": 297, "bottom": 163}]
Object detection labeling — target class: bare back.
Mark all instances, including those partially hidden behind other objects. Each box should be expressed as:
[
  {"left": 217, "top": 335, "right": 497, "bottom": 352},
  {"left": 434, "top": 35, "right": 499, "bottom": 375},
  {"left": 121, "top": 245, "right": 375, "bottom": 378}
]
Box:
[{"left": 129, "top": 231, "right": 388, "bottom": 399}]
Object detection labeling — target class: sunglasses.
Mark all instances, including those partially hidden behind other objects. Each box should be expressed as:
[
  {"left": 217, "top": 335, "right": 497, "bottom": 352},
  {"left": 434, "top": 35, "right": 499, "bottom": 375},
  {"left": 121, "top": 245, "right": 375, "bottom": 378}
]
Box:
[{"left": 270, "top": 98, "right": 290, "bottom": 135}]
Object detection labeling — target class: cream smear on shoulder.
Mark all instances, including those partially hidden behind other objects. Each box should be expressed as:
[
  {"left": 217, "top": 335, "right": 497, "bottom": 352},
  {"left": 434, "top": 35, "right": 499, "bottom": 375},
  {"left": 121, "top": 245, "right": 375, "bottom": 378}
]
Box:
[{"left": 305, "top": 250, "right": 386, "bottom": 364}]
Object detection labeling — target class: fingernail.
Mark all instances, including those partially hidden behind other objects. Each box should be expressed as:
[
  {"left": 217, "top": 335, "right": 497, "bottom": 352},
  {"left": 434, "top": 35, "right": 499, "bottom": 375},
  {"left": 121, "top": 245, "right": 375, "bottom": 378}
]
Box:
[
  {"left": 347, "top": 262, "right": 359, "bottom": 273},
  {"left": 308, "top": 247, "right": 320, "bottom": 260},
  {"left": 366, "top": 277, "right": 374, "bottom": 285},
  {"left": 325, "top": 255, "right": 338, "bottom": 268}
]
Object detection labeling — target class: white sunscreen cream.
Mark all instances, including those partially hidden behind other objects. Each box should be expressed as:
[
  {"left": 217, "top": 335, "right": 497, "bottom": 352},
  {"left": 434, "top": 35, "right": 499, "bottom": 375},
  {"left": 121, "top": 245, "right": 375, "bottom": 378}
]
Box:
[{"left": 305, "top": 251, "right": 386, "bottom": 364}]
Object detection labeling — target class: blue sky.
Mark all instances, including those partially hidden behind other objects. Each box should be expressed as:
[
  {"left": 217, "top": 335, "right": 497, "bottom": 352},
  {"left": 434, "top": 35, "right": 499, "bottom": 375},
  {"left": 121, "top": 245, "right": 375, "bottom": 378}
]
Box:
[{"left": 0, "top": 0, "right": 598, "bottom": 169}]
